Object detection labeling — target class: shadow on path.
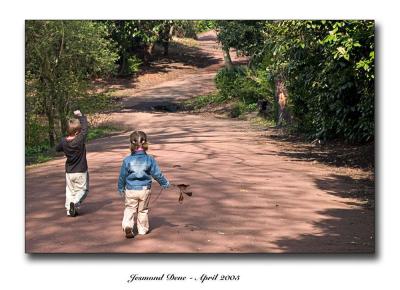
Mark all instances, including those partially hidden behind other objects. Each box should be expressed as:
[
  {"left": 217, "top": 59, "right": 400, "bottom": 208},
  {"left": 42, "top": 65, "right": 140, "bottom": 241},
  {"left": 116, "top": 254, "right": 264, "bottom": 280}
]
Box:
[{"left": 273, "top": 173, "right": 375, "bottom": 253}]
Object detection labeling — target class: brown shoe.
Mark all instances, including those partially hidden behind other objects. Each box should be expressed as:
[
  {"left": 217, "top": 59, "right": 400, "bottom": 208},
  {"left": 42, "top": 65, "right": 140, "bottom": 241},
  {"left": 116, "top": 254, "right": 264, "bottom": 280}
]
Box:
[
  {"left": 124, "top": 227, "right": 134, "bottom": 239},
  {"left": 69, "top": 202, "right": 78, "bottom": 217}
]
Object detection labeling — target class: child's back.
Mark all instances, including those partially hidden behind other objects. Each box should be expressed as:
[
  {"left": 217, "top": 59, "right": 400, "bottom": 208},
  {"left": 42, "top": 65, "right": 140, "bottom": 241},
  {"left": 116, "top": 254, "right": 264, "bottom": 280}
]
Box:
[
  {"left": 56, "top": 110, "right": 89, "bottom": 217},
  {"left": 118, "top": 151, "right": 169, "bottom": 191},
  {"left": 56, "top": 119, "right": 88, "bottom": 173},
  {"left": 118, "top": 130, "right": 170, "bottom": 238}
]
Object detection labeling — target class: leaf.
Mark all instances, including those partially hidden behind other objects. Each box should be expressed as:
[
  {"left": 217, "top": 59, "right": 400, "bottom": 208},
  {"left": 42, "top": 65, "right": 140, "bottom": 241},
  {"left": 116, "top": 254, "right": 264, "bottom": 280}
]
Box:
[
  {"left": 369, "top": 51, "right": 375, "bottom": 58},
  {"left": 337, "top": 46, "right": 346, "bottom": 54}
]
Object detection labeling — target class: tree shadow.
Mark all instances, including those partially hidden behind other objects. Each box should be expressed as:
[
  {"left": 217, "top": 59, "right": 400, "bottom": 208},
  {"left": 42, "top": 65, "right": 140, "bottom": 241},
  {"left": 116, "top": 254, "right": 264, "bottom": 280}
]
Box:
[
  {"left": 148, "top": 216, "right": 179, "bottom": 233},
  {"left": 267, "top": 130, "right": 375, "bottom": 170},
  {"left": 151, "top": 41, "right": 220, "bottom": 69},
  {"left": 315, "top": 174, "right": 375, "bottom": 208},
  {"left": 91, "top": 31, "right": 247, "bottom": 96},
  {"left": 273, "top": 173, "right": 375, "bottom": 253},
  {"left": 26, "top": 112, "right": 375, "bottom": 253},
  {"left": 91, "top": 34, "right": 223, "bottom": 93},
  {"left": 275, "top": 208, "right": 375, "bottom": 253}
]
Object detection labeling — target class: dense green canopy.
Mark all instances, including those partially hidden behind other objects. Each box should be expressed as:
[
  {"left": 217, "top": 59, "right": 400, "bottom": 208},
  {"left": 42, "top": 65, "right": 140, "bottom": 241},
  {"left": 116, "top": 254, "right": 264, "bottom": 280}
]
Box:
[{"left": 215, "top": 20, "right": 374, "bottom": 143}]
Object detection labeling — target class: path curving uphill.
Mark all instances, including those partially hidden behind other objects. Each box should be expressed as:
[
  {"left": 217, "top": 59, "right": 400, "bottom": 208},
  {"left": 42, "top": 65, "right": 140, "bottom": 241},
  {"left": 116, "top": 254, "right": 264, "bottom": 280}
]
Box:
[{"left": 26, "top": 31, "right": 374, "bottom": 253}]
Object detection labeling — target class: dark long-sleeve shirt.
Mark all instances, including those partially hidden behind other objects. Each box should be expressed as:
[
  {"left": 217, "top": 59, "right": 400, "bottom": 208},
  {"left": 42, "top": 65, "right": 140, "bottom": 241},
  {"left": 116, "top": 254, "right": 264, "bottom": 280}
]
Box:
[{"left": 56, "top": 115, "right": 88, "bottom": 173}]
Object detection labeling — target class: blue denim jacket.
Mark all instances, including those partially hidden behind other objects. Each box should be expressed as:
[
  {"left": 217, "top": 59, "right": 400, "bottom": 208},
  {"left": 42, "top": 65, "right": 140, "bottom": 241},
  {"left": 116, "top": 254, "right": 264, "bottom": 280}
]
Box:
[{"left": 118, "top": 151, "right": 170, "bottom": 192}]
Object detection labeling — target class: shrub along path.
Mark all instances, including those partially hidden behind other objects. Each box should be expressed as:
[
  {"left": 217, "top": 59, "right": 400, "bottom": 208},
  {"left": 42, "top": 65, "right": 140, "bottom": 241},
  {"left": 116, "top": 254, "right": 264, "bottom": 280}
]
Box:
[{"left": 25, "top": 31, "right": 374, "bottom": 253}]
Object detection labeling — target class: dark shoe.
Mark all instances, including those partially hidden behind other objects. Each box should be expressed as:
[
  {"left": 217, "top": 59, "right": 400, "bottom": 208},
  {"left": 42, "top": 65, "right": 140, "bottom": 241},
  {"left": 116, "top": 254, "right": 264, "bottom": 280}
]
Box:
[
  {"left": 124, "top": 227, "right": 134, "bottom": 239},
  {"left": 69, "top": 202, "right": 77, "bottom": 217}
]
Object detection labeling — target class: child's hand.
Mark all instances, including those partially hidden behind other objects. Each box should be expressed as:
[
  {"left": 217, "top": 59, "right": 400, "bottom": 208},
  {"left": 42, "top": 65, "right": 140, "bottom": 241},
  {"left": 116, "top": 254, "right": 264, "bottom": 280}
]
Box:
[{"left": 73, "top": 110, "right": 82, "bottom": 117}]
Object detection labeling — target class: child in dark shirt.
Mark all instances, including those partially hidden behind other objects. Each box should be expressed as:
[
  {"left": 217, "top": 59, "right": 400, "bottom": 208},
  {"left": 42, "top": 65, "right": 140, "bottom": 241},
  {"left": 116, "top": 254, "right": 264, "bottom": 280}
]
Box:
[{"left": 56, "top": 110, "right": 89, "bottom": 217}]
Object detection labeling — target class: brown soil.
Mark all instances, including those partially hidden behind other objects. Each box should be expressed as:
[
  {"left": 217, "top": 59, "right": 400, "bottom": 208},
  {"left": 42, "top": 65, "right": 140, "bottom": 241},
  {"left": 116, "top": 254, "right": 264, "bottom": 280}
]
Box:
[{"left": 25, "top": 31, "right": 374, "bottom": 253}]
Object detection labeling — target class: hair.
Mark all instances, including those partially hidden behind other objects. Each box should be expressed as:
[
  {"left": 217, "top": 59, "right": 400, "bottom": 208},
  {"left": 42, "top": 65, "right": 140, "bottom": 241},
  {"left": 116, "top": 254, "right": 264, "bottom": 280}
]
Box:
[
  {"left": 66, "top": 118, "right": 82, "bottom": 136},
  {"left": 130, "top": 131, "right": 149, "bottom": 152}
]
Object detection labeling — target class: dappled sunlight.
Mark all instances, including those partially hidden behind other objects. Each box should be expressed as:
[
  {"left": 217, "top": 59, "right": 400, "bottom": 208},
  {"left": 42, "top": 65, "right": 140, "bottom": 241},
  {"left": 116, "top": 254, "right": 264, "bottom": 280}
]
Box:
[
  {"left": 25, "top": 29, "right": 373, "bottom": 254},
  {"left": 26, "top": 109, "right": 374, "bottom": 253}
]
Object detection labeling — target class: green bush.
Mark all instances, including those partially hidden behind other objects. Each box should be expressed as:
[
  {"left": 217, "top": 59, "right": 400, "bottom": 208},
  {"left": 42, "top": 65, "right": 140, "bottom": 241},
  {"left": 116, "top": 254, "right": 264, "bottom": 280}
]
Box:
[
  {"left": 215, "top": 66, "right": 272, "bottom": 106},
  {"left": 185, "top": 93, "right": 227, "bottom": 109},
  {"left": 216, "top": 20, "right": 374, "bottom": 143},
  {"left": 173, "top": 21, "right": 216, "bottom": 39},
  {"left": 25, "top": 122, "right": 53, "bottom": 164},
  {"left": 279, "top": 21, "right": 375, "bottom": 142},
  {"left": 215, "top": 66, "right": 243, "bottom": 99},
  {"left": 75, "top": 93, "right": 121, "bottom": 114},
  {"left": 230, "top": 101, "right": 258, "bottom": 118},
  {"left": 25, "top": 115, "right": 49, "bottom": 148},
  {"left": 127, "top": 55, "right": 142, "bottom": 75},
  {"left": 195, "top": 21, "right": 216, "bottom": 33},
  {"left": 26, "top": 123, "right": 120, "bottom": 165},
  {"left": 173, "top": 21, "right": 198, "bottom": 38}
]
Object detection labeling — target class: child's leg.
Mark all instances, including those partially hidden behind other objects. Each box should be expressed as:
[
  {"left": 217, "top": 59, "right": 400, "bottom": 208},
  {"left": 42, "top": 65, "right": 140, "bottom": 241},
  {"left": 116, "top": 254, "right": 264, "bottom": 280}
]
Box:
[
  {"left": 137, "top": 189, "right": 151, "bottom": 235},
  {"left": 65, "top": 173, "right": 74, "bottom": 214},
  {"left": 122, "top": 190, "right": 139, "bottom": 232},
  {"left": 71, "top": 171, "right": 89, "bottom": 208}
]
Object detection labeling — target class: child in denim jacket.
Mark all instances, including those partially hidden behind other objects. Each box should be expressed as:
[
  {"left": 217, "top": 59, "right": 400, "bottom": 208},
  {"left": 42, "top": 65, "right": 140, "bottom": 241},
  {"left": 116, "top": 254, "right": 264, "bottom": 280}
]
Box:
[{"left": 118, "top": 131, "right": 170, "bottom": 238}]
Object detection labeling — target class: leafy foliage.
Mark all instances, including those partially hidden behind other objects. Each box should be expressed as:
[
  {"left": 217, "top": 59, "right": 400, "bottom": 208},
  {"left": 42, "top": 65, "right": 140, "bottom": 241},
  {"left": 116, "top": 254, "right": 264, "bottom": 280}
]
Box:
[
  {"left": 215, "top": 66, "right": 274, "bottom": 108},
  {"left": 173, "top": 21, "right": 198, "bottom": 38},
  {"left": 104, "top": 20, "right": 164, "bottom": 73},
  {"left": 127, "top": 55, "right": 142, "bottom": 75},
  {"left": 215, "top": 20, "right": 265, "bottom": 57},
  {"left": 195, "top": 20, "right": 216, "bottom": 33},
  {"left": 172, "top": 21, "right": 216, "bottom": 38},
  {"left": 26, "top": 20, "right": 119, "bottom": 152},
  {"left": 215, "top": 20, "right": 375, "bottom": 143}
]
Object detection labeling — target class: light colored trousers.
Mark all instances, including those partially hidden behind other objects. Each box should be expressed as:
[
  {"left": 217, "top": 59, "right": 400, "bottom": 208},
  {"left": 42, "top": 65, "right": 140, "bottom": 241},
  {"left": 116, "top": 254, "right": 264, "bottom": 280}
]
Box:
[
  {"left": 65, "top": 171, "right": 89, "bottom": 211},
  {"left": 122, "top": 188, "right": 151, "bottom": 235}
]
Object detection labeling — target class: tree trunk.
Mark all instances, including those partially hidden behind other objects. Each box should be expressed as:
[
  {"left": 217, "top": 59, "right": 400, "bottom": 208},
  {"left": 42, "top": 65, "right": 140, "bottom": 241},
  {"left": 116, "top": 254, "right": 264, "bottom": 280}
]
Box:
[
  {"left": 163, "top": 41, "right": 169, "bottom": 56},
  {"left": 275, "top": 78, "right": 291, "bottom": 126},
  {"left": 119, "top": 51, "right": 128, "bottom": 75},
  {"left": 148, "top": 43, "right": 155, "bottom": 55},
  {"left": 162, "top": 23, "right": 173, "bottom": 56},
  {"left": 59, "top": 108, "right": 68, "bottom": 136},
  {"left": 143, "top": 43, "right": 155, "bottom": 63},
  {"left": 223, "top": 47, "right": 233, "bottom": 69},
  {"left": 46, "top": 108, "right": 56, "bottom": 147},
  {"left": 25, "top": 112, "right": 31, "bottom": 147}
]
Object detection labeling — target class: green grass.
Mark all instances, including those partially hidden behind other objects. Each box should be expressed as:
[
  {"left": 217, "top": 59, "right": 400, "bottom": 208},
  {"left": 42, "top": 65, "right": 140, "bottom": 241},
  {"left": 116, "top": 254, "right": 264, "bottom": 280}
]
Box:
[
  {"left": 184, "top": 93, "right": 228, "bottom": 110},
  {"left": 87, "top": 125, "right": 121, "bottom": 141},
  {"left": 250, "top": 116, "right": 276, "bottom": 128},
  {"left": 185, "top": 92, "right": 276, "bottom": 130},
  {"left": 75, "top": 92, "right": 122, "bottom": 114},
  {"left": 26, "top": 90, "right": 123, "bottom": 166},
  {"left": 229, "top": 101, "right": 258, "bottom": 118},
  {"left": 186, "top": 93, "right": 259, "bottom": 117},
  {"left": 34, "top": 153, "right": 54, "bottom": 163}
]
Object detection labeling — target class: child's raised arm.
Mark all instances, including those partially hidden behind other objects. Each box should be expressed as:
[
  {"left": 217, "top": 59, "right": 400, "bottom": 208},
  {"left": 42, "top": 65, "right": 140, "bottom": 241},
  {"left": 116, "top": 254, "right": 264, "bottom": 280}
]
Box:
[{"left": 71, "top": 110, "right": 88, "bottom": 144}]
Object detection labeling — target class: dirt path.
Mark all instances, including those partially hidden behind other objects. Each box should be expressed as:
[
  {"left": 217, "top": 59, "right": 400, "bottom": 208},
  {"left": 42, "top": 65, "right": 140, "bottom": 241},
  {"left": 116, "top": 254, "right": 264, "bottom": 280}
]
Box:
[{"left": 25, "top": 31, "right": 374, "bottom": 253}]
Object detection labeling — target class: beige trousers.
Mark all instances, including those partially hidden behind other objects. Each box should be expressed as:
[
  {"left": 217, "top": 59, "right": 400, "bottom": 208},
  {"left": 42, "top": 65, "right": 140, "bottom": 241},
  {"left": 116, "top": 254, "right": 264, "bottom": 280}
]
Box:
[
  {"left": 65, "top": 171, "right": 89, "bottom": 211},
  {"left": 122, "top": 188, "right": 151, "bottom": 235}
]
